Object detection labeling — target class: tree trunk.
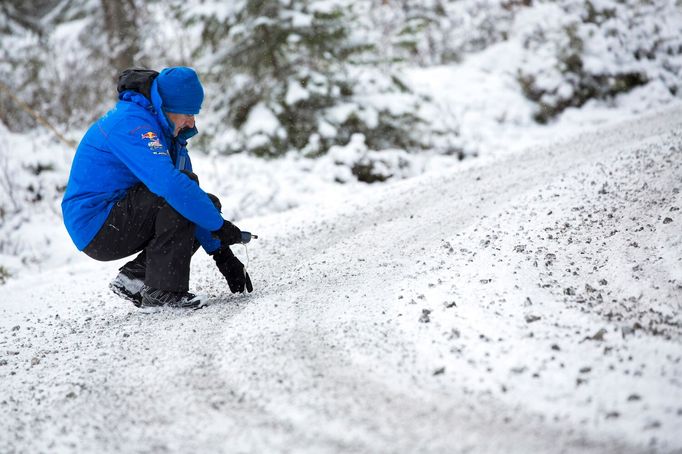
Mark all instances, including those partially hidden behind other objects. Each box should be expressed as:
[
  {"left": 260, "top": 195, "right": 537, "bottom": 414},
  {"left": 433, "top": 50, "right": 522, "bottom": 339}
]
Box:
[{"left": 100, "top": 0, "right": 140, "bottom": 71}]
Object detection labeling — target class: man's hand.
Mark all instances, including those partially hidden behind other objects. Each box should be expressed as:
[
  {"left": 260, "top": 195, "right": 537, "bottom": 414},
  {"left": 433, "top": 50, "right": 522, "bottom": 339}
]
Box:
[
  {"left": 212, "top": 219, "right": 242, "bottom": 246},
  {"left": 211, "top": 247, "right": 253, "bottom": 293}
]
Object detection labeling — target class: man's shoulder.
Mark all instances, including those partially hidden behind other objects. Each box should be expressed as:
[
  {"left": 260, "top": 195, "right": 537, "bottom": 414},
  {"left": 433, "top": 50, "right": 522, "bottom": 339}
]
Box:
[
  {"left": 99, "top": 101, "right": 162, "bottom": 139},
  {"left": 112, "top": 99, "right": 157, "bottom": 124}
]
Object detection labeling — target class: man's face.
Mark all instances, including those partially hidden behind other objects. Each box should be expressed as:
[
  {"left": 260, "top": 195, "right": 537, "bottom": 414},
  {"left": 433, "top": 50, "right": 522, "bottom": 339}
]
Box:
[{"left": 166, "top": 112, "right": 196, "bottom": 137}]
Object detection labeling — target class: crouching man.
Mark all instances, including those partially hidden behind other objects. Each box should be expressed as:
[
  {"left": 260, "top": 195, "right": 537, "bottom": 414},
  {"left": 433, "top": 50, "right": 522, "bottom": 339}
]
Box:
[{"left": 61, "top": 67, "right": 252, "bottom": 308}]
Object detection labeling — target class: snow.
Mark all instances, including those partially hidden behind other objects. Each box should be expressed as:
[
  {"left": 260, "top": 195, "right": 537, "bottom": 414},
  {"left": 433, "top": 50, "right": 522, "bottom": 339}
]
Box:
[
  {"left": 310, "top": 0, "right": 343, "bottom": 15},
  {"left": 1, "top": 106, "right": 681, "bottom": 452},
  {"left": 189, "top": 2, "right": 241, "bottom": 21},
  {"left": 287, "top": 11, "right": 313, "bottom": 29},
  {"left": 242, "top": 103, "right": 280, "bottom": 137},
  {"left": 404, "top": 55, "right": 537, "bottom": 156},
  {"left": 325, "top": 102, "right": 358, "bottom": 124},
  {"left": 317, "top": 120, "right": 337, "bottom": 139},
  {"left": 285, "top": 80, "right": 310, "bottom": 105}
]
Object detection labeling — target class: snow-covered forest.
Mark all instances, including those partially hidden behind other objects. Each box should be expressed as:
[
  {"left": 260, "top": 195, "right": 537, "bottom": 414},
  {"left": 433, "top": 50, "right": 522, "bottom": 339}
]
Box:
[
  {"left": 1, "top": 0, "right": 681, "bottom": 276},
  {"left": 1, "top": 1, "right": 681, "bottom": 452}
]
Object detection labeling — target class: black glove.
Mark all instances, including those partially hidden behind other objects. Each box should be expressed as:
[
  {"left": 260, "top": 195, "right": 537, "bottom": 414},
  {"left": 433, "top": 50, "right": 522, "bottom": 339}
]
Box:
[
  {"left": 240, "top": 231, "right": 254, "bottom": 244},
  {"left": 212, "top": 219, "right": 242, "bottom": 247},
  {"left": 211, "top": 246, "right": 253, "bottom": 293}
]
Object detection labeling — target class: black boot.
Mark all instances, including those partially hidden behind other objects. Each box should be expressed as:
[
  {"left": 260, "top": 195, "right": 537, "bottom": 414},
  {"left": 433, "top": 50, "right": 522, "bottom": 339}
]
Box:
[
  {"left": 140, "top": 285, "right": 204, "bottom": 308},
  {"left": 109, "top": 260, "right": 146, "bottom": 306}
]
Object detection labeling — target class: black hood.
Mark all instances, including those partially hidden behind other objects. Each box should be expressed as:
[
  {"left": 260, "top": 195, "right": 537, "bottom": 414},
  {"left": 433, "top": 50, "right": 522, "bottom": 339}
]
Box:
[{"left": 117, "top": 68, "right": 159, "bottom": 100}]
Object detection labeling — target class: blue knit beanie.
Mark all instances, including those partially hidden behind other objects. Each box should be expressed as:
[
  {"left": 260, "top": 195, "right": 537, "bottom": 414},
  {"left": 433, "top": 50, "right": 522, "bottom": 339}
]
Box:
[{"left": 156, "top": 67, "right": 204, "bottom": 114}]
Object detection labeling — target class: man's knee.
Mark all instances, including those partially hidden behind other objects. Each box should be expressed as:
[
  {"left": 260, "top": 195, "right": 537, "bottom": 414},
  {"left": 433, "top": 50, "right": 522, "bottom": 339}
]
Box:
[
  {"left": 207, "top": 193, "right": 222, "bottom": 211},
  {"left": 180, "top": 169, "right": 199, "bottom": 184}
]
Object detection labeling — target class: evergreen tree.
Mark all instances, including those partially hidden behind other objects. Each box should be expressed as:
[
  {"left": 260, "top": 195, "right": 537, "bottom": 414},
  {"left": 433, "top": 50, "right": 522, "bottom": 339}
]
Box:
[{"left": 186, "top": 0, "right": 424, "bottom": 157}]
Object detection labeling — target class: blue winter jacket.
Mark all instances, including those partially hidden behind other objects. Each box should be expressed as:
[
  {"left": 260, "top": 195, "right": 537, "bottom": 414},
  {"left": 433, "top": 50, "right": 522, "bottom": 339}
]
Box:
[{"left": 62, "top": 77, "right": 222, "bottom": 253}]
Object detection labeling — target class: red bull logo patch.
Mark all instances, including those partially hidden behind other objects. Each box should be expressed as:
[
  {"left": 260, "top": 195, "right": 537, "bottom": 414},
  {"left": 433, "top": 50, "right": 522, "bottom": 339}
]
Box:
[{"left": 141, "top": 131, "right": 157, "bottom": 140}]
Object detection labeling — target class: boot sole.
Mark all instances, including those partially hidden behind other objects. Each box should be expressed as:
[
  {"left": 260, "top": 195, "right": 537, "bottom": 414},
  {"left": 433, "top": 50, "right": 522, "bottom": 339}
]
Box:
[
  {"left": 109, "top": 281, "right": 143, "bottom": 307},
  {"left": 139, "top": 293, "right": 206, "bottom": 309}
]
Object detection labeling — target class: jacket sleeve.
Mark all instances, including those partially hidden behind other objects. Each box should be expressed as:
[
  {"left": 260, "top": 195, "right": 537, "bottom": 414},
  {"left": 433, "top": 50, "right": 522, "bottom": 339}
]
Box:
[
  {"left": 182, "top": 154, "right": 223, "bottom": 253},
  {"left": 195, "top": 227, "right": 221, "bottom": 254},
  {"left": 105, "top": 118, "right": 224, "bottom": 232}
]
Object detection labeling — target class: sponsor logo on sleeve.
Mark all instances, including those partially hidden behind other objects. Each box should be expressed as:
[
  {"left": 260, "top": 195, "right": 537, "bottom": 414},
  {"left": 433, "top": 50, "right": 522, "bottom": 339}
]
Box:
[
  {"left": 141, "top": 131, "right": 168, "bottom": 155},
  {"left": 147, "top": 139, "right": 163, "bottom": 149}
]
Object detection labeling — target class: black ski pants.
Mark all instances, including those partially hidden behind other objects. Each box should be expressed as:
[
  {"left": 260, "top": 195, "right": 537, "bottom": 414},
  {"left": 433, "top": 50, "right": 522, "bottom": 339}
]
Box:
[{"left": 84, "top": 173, "right": 220, "bottom": 292}]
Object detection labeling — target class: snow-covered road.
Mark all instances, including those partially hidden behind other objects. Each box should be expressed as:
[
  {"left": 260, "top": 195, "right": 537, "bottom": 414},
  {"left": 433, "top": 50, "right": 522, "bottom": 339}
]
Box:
[{"left": 1, "top": 107, "right": 681, "bottom": 453}]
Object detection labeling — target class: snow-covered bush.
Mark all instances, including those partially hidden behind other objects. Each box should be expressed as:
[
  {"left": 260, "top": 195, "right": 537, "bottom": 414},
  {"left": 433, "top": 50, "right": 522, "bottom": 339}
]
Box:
[
  {"left": 321, "top": 133, "right": 424, "bottom": 183},
  {"left": 516, "top": 0, "right": 682, "bottom": 123},
  {"left": 0, "top": 123, "right": 70, "bottom": 274}
]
